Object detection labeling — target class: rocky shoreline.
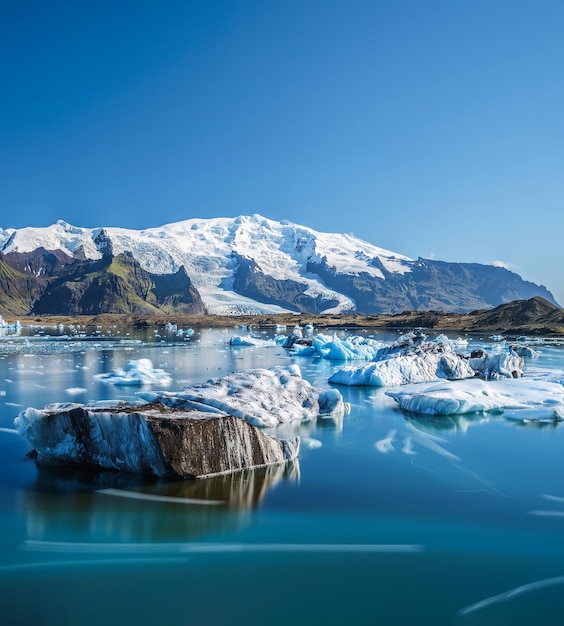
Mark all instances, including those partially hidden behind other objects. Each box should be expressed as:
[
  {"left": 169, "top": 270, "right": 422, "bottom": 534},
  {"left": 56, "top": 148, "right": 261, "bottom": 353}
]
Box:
[{"left": 3, "top": 297, "right": 564, "bottom": 337}]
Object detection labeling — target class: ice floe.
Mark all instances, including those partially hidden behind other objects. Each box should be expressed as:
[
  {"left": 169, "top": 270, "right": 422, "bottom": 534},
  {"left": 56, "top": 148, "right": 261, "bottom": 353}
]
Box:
[
  {"left": 386, "top": 378, "right": 564, "bottom": 416},
  {"left": 229, "top": 336, "right": 276, "bottom": 347},
  {"left": 327, "top": 331, "right": 535, "bottom": 387}
]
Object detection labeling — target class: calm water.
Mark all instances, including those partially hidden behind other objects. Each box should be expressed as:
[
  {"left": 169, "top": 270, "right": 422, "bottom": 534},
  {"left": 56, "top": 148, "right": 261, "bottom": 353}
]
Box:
[{"left": 1, "top": 325, "right": 564, "bottom": 625}]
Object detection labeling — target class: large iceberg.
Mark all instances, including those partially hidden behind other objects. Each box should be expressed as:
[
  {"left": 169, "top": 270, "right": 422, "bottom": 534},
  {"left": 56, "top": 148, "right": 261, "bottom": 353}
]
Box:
[
  {"left": 328, "top": 332, "right": 527, "bottom": 387},
  {"left": 15, "top": 401, "right": 299, "bottom": 478},
  {"left": 142, "top": 364, "right": 350, "bottom": 428},
  {"left": 0, "top": 315, "right": 21, "bottom": 335},
  {"left": 386, "top": 378, "right": 564, "bottom": 416},
  {"left": 14, "top": 365, "right": 346, "bottom": 477},
  {"left": 329, "top": 334, "right": 475, "bottom": 387}
]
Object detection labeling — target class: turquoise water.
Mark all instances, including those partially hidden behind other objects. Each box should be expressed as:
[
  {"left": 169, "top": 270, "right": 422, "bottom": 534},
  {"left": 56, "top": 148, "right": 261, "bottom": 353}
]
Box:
[{"left": 1, "top": 326, "right": 564, "bottom": 625}]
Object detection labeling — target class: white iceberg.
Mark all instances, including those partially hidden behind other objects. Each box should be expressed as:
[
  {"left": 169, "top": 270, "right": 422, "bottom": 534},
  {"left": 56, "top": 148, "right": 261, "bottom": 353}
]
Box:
[
  {"left": 0, "top": 315, "right": 21, "bottom": 335},
  {"left": 229, "top": 336, "right": 276, "bottom": 347},
  {"left": 311, "top": 334, "right": 385, "bottom": 361},
  {"left": 468, "top": 351, "right": 524, "bottom": 380},
  {"left": 328, "top": 331, "right": 528, "bottom": 387},
  {"left": 433, "top": 333, "right": 468, "bottom": 350},
  {"left": 141, "top": 364, "right": 350, "bottom": 428},
  {"left": 386, "top": 378, "right": 564, "bottom": 416},
  {"left": 329, "top": 334, "right": 475, "bottom": 387},
  {"left": 94, "top": 358, "right": 172, "bottom": 386}
]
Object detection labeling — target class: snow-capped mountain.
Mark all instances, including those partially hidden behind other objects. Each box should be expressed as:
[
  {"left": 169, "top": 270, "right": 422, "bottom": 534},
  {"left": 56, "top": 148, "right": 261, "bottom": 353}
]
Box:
[{"left": 0, "top": 214, "right": 558, "bottom": 316}]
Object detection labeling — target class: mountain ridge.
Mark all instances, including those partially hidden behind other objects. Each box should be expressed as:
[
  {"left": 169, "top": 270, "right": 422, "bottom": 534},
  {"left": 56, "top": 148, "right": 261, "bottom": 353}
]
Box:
[{"left": 0, "top": 214, "right": 558, "bottom": 316}]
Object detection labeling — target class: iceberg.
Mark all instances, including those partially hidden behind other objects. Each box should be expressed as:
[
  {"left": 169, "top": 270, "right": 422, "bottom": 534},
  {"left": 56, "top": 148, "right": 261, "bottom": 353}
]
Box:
[
  {"left": 94, "top": 358, "right": 172, "bottom": 386},
  {"left": 15, "top": 401, "right": 299, "bottom": 479},
  {"left": 329, "top": 334, "right": 475, "bottom": 386},
  {"left": 142, "top": 365, "right": 350, "bottom": 428},
  {"left": 328, "top": 332, "right": 527, "bottom": 387},
  {"left": 229, "top": 335, "right": 276, "bottom": 347},
  {"left": 468, "top": 351, "right": 524, "bottom": 380},
  {"left": 14, "top": 364, "right": 346, "bottom": 478},
  {"left": 386, "top": 379, "right": 564, "bottom": 416},
  {"left": 0, "top": 315, "right": 21, "bottom": 336},
  {"left": 311, "top": 334, "right": 385, "bottom": 361}
]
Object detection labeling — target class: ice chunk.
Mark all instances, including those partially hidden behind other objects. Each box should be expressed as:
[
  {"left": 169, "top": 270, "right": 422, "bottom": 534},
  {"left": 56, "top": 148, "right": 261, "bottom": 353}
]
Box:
[
  {"left": 94, "top": 358, "right": 172, "bottom": 386},
  {"left": 312, "top": 334, "right": 385, "bottom": 361},
  {"left": 329, "top": 350, "right": 475, "bottom": 386},
  {"left": 229, "top": 336, "right": 276, "bottom": 347},
  {"left": 142, "top": 365, "right": 350, "bottom": 428},
  {"left": 329, "top": 331, "right": 528, "bottom": 387},
  {"left": 469, "top": 351, "right": 524, "bottom": 380}
]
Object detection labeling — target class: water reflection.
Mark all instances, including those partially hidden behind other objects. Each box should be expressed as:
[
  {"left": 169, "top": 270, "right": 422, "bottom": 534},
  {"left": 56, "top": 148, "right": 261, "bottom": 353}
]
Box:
[
  {"left": 404, "top": 412, "right": 491, "bottom": 433},
  {"left": 21, "top": 461, "right": 299, "bottom": 545}
]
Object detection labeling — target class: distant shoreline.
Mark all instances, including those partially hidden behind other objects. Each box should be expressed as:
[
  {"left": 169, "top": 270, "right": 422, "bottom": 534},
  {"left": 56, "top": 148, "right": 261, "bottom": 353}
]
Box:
[{"left": 4, "top": 298, "right": 564, "bottom": 337}]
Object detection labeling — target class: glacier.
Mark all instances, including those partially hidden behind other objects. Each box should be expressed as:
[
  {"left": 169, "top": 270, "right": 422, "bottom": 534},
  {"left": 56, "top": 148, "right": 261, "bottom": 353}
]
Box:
[{"left": 0, "top": 214, "right": 412, "bottom": 315}]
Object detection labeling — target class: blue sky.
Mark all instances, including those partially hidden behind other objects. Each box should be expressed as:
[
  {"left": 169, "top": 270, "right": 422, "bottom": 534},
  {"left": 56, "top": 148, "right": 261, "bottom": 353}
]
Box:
[{"left": 1, "top": 0, "right": 563, "bottom": 304}]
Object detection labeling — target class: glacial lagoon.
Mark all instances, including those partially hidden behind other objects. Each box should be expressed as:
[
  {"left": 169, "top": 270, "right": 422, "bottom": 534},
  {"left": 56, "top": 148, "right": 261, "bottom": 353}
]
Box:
[{"left": 2, "top": 325, "right": 564, "bottom": 625}]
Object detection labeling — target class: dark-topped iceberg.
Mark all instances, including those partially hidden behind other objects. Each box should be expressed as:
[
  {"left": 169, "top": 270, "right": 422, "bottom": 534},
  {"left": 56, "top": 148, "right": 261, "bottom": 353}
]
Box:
[{"left": 15, "top": 365, "right": 348, "bottom": 478}]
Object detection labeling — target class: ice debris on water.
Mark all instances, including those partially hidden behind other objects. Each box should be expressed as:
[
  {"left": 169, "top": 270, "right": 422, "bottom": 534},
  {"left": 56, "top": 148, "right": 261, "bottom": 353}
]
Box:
[
  {"left": 229, "top": 336, "right": 276, "bottom": 347},
  {"left": 94, "top": 358, "right": 172, "bottom": 386}
]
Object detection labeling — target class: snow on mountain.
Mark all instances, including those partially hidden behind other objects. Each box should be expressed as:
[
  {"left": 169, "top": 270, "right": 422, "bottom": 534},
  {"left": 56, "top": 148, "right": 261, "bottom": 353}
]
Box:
[
  {"left": 2, "top": 220, "right": 103, "bottom": 260},
  {"left": 1, "top": 214, "right": 413, "bottom": 315}
]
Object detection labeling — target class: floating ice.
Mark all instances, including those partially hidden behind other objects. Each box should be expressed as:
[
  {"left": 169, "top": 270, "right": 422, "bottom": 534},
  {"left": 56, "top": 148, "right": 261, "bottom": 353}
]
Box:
[
  {"left": 229, "top": 336, "right": 276, "bottom": 347},
  {"left": 312, "top": 334, "right": 385, "bottom": 361},
  {"left": 468, "top": 351, "right": 524, "bottom": 380},
  {"left": 329, "top": 331, "right": 529, "bottom": 387},
  {"left": 329, "top": 346, "right": 475, "bottom": 386},
  {"left": 15, "top": 402, "right": 299, "bottom": 478},
  {"left": 386, "top": 378, "right": 564, "bottom": 416},
  {"left": 94, "top": 358, "right": 172, "bottom": 386},
  {"left": 0, "top": 316, "right": 21, "bottom": 336},
  {"left": 433, "top": 334, "right": 468, "bottom": 350},
  {"left": 141, "top": 364, "right": 350, "bottom": 428}
]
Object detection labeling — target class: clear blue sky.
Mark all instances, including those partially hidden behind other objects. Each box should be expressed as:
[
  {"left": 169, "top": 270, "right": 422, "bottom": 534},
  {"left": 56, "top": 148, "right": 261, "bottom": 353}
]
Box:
[{"left": 1, "top": 0, "right": 563, "bottom": 304}]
